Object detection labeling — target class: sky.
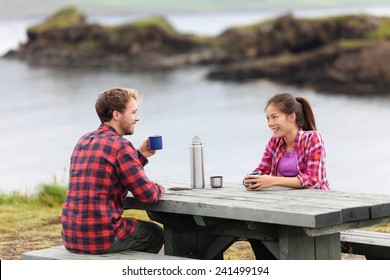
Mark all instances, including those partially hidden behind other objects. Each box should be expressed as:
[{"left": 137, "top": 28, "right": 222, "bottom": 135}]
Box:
[{"left": 1, "top": 0, "right": 390, "bottom": 18}]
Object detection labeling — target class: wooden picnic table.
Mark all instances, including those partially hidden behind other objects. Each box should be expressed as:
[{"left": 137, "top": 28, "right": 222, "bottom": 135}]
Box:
[{"left": 124, "top": 182, "right": 390, "bottom": 260}]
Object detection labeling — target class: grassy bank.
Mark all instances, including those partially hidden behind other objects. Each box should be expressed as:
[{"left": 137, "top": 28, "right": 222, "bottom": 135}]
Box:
[
  {"left": 0, "top": 183, "right": 66, "bottom": 260},
  {"left": 0, "top": 183, "right": 254, "bottom": 260}
]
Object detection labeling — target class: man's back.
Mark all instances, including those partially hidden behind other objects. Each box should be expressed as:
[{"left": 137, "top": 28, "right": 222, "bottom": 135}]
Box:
[{"left": 62, "top": 123, "right": 163, "bottom": 254}]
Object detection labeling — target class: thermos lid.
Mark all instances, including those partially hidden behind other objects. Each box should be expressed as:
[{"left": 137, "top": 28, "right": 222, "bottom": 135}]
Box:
[{"left": 192, "top": 135, "right": 202, "bottom": 144}]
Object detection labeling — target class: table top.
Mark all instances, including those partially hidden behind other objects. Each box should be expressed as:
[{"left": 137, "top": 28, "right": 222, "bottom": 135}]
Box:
[{"left": 125, "top": 182, "right": 390, "bottom": 230}]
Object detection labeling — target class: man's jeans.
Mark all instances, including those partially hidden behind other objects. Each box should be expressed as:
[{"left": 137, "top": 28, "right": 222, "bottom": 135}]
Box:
[{"left": 104, "top": 220, "right": 164, "bottom": 254}]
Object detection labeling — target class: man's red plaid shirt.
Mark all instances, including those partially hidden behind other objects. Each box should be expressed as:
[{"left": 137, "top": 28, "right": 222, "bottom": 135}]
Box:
[{"left": 61, "top": 124, "right": 164, "bottom": 254}]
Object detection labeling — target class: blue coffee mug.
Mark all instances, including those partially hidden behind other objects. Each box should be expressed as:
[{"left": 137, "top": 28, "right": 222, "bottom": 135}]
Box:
[{"left": 148, "top": 135, "right": 163, "bottom": 150}]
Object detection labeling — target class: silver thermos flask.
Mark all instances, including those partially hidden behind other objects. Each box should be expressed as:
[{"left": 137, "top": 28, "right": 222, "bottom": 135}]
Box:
[{"left": 190, "top": 136, "right": 205, "bottom": 189}]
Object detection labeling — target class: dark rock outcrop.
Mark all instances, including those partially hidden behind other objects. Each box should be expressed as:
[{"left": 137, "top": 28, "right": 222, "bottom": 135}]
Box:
[
  {"left": 4, "top": 7, "right": 390, "bottom": 94},
  {"left": 208, "top": 14, "right": 390, "bottom": 94},
  {"left": 5, "top": 7, "right": 214, "bottom": 67},
  {"left": 216, "top": 14, "right": 380, "bottom": 60},
  {"left": 208, "top": 43, "right": 390, "bottom": 93}
]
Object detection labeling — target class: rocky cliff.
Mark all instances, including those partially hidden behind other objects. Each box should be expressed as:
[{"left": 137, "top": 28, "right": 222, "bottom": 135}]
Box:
[
  {"left": 208, "top": 14, "right": 390, "bottom": 94},
  {"left": 5, "top": 7, "right": 214, "bottom": 67},
  {"left": 5, "top": 7, "right": 390, "bottom": 94}
]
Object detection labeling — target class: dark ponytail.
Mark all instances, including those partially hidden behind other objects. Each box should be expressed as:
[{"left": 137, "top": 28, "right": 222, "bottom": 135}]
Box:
[
  {"left": 266, "top": 93, "right": 317, "bottom": 131},
  {"left": 296, "top": 97, "right": 316, "bottom": 131}
]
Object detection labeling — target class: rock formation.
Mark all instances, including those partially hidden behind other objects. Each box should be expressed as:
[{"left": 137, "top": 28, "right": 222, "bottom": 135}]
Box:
[{"left": 5, "top": 7, "right": 390, "bottom": 94}]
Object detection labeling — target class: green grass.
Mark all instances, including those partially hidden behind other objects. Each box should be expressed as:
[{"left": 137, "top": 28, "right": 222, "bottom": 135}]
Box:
[
  {"left": 0, "top": 182, "right": 67, "bottom": 207},
  {"left": 131, "top": 16, "right": 177, "bottom": 34},
  {"left": 37, "top": 183, "right": 67, "bottom": 207},
  {"left": 0, "top": 182, "right": 152, "bottom": 260},
  {"left": 0, "top": 182, "right": 67, "bottom": 259},
  {"left": 27, "top": 7, "right": 85, "bottom": 33},
  {"left": 368, "top": 17, "right": 390, "bottom": 40}
]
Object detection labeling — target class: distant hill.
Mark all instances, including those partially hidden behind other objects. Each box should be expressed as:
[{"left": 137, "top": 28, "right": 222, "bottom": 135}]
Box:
[{"left": 1, "top": 0, "right": 390, "bottom": 17}]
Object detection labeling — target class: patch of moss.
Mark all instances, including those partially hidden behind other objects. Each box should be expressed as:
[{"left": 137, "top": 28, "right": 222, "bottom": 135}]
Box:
[
  {"left": 368, "top": 17, "right": 390, "bottom": 40},
  {"left": 310, "top": 14, "right": 365, "bottom": 24},
  {"left": 224, "top": 17, "right": 276, "bottom": 33},
  {"left": 81, "top": 39, "right": 100, "bottom": 51},
  {"left": 27, "top": 7, "right": 85, "bottom": 33},
  {"left": 101, "top": 17, "right": 179, "bottom": 46},
  {"left": 338, "top": 39, "right": 370, "bottom": 48},
  {"left": 130, "top": 16, "right": 178, "bottom": 35}
]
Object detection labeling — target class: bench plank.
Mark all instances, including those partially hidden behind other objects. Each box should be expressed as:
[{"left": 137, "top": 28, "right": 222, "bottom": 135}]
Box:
[
  {"left": 341, "top": 229, "right": 390, "bottom": 259},
  {"left": 21, "top": 246, "right": 190, "bottom": 260}
]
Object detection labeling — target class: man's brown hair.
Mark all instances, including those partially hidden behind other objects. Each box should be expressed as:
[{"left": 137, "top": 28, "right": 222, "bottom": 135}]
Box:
[{"left": 95, "top": 87, "right": 140, "bottom": 123}]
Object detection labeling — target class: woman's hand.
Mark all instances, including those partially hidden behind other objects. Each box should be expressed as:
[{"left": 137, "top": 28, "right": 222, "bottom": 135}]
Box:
[
  {"left": 244, "top": 175, "right": 302, "bottom": 190},
  {"left": 138, "top": 138, "right": 156, "bottom": 158},
  {"left": 244, "top": 174, "right": 275, "bottom": 191}
]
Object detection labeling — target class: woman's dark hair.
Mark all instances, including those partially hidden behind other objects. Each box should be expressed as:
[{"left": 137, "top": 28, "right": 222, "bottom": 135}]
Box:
[{"left": 265, "top": 93, "right": 317, "bottom": 131}]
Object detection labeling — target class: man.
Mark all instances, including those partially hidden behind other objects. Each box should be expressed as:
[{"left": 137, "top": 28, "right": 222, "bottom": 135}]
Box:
[{"left": 61, "top": 87, "right": 165, "bottom": 254}]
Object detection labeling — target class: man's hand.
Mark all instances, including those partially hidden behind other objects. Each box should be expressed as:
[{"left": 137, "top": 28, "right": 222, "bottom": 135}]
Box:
[{"left": 138, "top": 138, "right": 157, "bottom": 158}]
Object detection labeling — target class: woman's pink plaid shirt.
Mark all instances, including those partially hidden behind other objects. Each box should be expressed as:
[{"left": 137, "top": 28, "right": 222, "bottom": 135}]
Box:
[{"left": 254, "top": 130, "right": 330, "bottom": 190}]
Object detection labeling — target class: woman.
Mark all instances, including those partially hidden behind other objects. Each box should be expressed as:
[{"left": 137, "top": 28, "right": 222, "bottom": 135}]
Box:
[
  {"left": 243, "top": 92, "right": 330, "bottom": 260},
  {"left": 243, "top": 92, "right": 330, "bottom": 191}
]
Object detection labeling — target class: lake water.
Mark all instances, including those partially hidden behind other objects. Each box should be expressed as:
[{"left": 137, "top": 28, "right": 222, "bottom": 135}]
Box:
[{"left": 1, "top": 6, "right": 390, "bottom": 194}]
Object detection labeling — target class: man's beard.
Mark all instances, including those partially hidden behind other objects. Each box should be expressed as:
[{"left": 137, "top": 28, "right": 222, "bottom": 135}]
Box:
[{"left": 119, "top": 119, "right": 134, "bottom": 136}]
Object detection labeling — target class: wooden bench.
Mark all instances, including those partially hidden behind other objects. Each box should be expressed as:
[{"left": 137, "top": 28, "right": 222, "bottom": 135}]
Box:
[
  {"left": 24, "top": 230, "right": 389, "bottom": 260},
  {"left": 341, "top": 229, "right": 390, "bottom": 260},
  {"left": 21, "top": 245, "right": 190, "bottom": 260}
]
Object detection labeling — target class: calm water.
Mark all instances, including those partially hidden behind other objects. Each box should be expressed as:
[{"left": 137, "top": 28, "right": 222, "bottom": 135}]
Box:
[{"left": 1, "top": 7, "right": 390, "bottom": 194}]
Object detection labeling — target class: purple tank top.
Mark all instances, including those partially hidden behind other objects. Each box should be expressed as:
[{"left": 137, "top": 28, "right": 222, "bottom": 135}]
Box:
[{"left": 278, "top": 149, "right": 299, "bottom": 177}]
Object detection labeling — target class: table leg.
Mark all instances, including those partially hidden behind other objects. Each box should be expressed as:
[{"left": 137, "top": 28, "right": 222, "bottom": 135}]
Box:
[
  {"left": 279, "top": 226, "right": 341, "bottom": 259},
  {"left": 163, "top": 226, "right": 200, "bottom": 258},
  {"left": 163, "top": 225, "right": 237, "bottom": 259},
  {"left": 148, "top": 211, "right": 238, "bottom": 259}
]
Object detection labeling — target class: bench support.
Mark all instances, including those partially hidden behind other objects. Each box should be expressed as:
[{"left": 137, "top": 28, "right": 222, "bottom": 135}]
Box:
[{"left": 341, "top": 229, "right": 390, "bottom": 260}]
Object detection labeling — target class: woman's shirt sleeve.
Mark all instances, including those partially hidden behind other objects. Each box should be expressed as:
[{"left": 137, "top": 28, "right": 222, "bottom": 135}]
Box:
[{"left": 297, "top": 132, "right": 326, "bottom": 189}]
